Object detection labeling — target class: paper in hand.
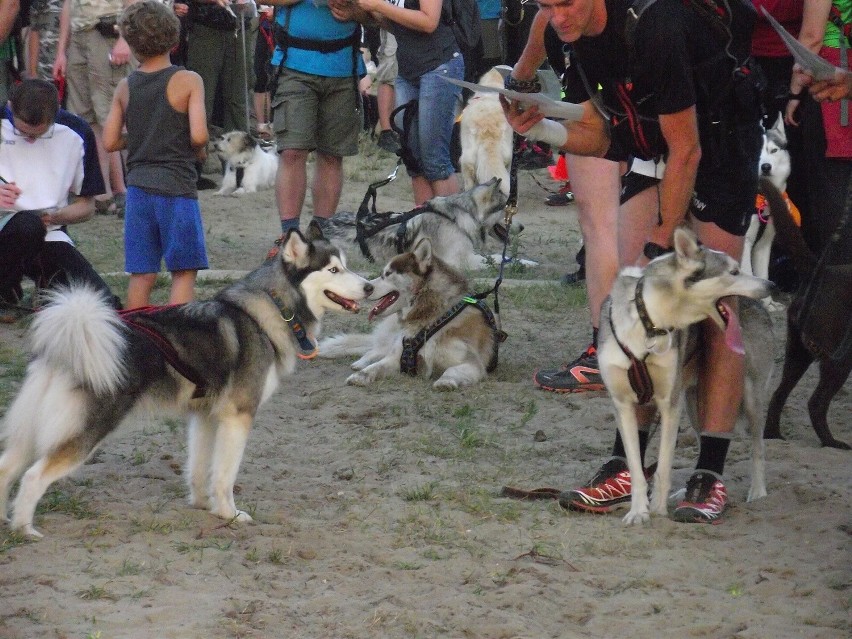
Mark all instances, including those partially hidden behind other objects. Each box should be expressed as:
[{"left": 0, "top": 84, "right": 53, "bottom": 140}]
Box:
[
  {"left": 440, "top": 76, "right": 584, "bottom": 121},
  {"left": 761, "top": 7, "right": 838, "bottom": 81}
]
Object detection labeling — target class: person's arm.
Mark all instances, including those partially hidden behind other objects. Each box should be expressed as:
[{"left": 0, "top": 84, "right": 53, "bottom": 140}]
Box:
[
  {"left": 502, "top": 96, "right": 610, "bottom": 158},
  {"left": 41, "top": 196, "right": 95, "bottom": 226},
  {"left": 355, "top": 0, "right": 442, "bottom": 33},
  {"left": 785, "top": 0, "right": 831, "bottom": 125},
  {"left": 645, "top": 106, "right": 702, "bottom": 248},
  {"left": 0, "top": 0, "right": 20, "bottom": 43},
  {"left": 103, "top": 79, "right": 128, "bottom": 152},
  {"left": 53, "top": 0, "right": 71, "bottom": 80},
  {"left": 185, "top": 71, "right": 209, "bottom": 161}
]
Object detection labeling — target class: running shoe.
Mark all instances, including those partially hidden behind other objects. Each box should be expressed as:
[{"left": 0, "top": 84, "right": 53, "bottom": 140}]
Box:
[
  {"left": 671, "top": 470, "right": 728, "bottom": 524},
  {"left": 533, "top": 344, "right": 604, "bottom": 392},
  {"left": 559, "top": 457, "right": 634, "bottom": 513}
]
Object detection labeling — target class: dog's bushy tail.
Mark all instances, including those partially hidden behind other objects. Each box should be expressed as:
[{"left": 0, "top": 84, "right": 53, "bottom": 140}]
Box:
[
  {"left": 30, "top": 286, "right": 127, "bottom": 395},
  {"left": 760, "top": 176, "right": 817, "bottom": 276}
]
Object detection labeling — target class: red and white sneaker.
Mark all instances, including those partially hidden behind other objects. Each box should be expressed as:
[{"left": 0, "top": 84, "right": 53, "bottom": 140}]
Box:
[
  {"left": 672, "top": 471, "right": 728, "bottom": 524},
  {"left": 559, "top": 457, "right": 635, "bottom": 513}
]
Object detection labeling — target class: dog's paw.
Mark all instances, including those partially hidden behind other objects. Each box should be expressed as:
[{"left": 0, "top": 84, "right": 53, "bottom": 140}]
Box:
[
  {"left": 232, "top": 510, "right": 253, "bottom": 523},
  {"left": 432, "top": 378, "right": 460, "bottom": 391},
  {"left": 622, "top": 509, "right": 650, "bottom": 526},
  {"left": 346, "top": 371, "right": 374, "bottom": 386},
  {"left": 233, "top": 187, "right": 246, "bottom": 195},
  {"left": 14, "top": 523, "right": 44, "bottom": 539}
]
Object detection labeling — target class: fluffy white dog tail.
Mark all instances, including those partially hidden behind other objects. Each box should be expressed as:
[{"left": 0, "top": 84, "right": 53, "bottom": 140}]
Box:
[{"left": 29, "top": 286, "right": 127, "bottom": 395}]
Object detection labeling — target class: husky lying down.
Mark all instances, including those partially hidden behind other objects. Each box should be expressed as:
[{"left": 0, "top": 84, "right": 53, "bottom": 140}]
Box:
[
  {"left": 598, "top": 227, "right": 774, "bottom": 525},
  {"left": 319, "top": 238, "right": 503, "bottom": 390},
  {"left": 0, "top": 224, "right": 372, "bottom": 538},
  {"left": 322, "top": 178, "right": 512, "bottom": 271}
]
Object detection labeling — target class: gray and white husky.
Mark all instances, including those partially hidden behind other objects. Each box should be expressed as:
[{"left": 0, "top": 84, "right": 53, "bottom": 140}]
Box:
[
  {"left": 319, "top": 238, "right": 502, "bottom": 390},
  {"left": 598, "top": 227, "right": 774, "bottom": 525},
  {"left": 322, "top": 178, "right": 511, "bottom": 271},
  {"left": 0, "top": 224, "right": 372, "bottom": 538},
  {"left": 742, "top": 113, "right": 792, "bottom": 310}
]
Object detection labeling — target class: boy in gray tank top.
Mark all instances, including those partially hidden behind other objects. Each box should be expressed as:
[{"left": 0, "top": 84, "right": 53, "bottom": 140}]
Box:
[{"left": 103, "top": 0, "right": 210, "bottom": 309}]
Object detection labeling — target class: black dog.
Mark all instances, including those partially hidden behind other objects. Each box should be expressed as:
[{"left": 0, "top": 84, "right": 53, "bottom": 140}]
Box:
[{"left": 761, "top": 177, "right": 851, "bottom": 449}]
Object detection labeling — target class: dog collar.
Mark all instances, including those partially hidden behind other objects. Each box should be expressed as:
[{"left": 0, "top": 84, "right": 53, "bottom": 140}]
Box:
[
  {"left": 268, "top": 292, "right": 317, "bottom": 359},
  {"left": 634, "top": 277, "right": 671, "bottom": 340}
]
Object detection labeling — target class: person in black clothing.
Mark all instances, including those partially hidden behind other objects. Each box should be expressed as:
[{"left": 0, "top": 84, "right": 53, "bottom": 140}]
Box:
[{"left": 504, "top": 0, "right": 764, "bottom": 524}]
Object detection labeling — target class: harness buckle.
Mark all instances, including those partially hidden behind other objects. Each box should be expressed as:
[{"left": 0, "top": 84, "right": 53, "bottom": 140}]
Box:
[{"left": 503, "top": 203, "right": 517, "bottom": 225}]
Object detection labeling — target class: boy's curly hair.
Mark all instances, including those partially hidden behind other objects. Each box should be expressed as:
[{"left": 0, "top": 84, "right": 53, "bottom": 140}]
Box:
[{"left": 119, "top": 1, "right": 180, "bottom": 58}]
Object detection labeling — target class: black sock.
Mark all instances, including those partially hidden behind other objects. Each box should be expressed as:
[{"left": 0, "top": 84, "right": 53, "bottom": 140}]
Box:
[
  {"left": 695, "top": 434, "right": 731, "bottom": 476},
  {"left": 611, "top": 429, "right": 650, "bottom": 465},
  {"left": 591, "top": 326, "right": 599, "bottom": 349}
]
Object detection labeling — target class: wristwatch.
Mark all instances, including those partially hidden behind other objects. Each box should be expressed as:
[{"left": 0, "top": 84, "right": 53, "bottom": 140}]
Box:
[{"left": 643, "top": 241, "right": 673, "bottom": 260}]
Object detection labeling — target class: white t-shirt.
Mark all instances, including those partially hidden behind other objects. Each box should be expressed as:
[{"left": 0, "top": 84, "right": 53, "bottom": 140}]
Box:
[{"left": 0, "top": 119, "right": 86, "bottom": 244}]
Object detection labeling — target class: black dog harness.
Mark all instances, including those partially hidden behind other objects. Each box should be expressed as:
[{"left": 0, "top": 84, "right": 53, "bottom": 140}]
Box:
[
  {"left": 354, "top": 167, "right": 455, "bottom": 262},
  {"left": 400, "top": 296, "right": 507, "bottom": 376},
  {"left": 608, "top": 277, "right": 673, "bottom": 405}
]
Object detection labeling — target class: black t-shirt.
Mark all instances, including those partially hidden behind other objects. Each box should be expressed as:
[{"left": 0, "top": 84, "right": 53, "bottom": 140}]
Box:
[
  {"left": 391, "top": 0, "right": 459, "bottom": 81},
  {"left": 563, "top": 0, "right": 750, "bottom": 161}
]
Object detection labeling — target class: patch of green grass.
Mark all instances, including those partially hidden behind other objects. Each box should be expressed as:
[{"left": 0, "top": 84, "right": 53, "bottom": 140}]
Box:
[
  {"left": 36, "top": 487, "right": 96, "bottom": 519},
  {"left": 172, "top": 539, "right": 234, "bottom": 556},
  {"left": 117, "top": 559, "right": 144, "bottom": 577},
  {"left": 393, "top": 561, "right": 422, "bottom": 571},
  {"left": 0, "top": 529, "right": 32, "bottom": 554},
  {"left": 399, "top": 482, "right": 436, "bottom": 502}
]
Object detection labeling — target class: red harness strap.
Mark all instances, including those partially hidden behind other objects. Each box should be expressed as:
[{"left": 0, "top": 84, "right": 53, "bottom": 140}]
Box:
[
  {"left": 608, "top": 313, "right": 655, "bottom": 405},
  {"left": 119, "top": 306, "right": 208, "bottom": 399}
]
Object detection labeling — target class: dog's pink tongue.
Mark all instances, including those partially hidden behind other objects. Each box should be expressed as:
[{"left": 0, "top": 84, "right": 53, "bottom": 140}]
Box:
[{"left": 720, "top": 300, "right": 745, "bottom": 355}]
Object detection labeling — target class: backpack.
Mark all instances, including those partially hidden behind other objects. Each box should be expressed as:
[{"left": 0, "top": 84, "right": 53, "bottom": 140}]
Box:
[{"left": 442, "top": 0, "right": 483, "bottom": 78}]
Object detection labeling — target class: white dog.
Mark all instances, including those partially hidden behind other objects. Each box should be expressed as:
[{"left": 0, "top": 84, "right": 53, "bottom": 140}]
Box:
[
  {"left": 213, "top": 130, "right": 278, "bottom": 196},
  {"left": 459, "top": 68, "right": 512, "bottom": 196},
  {"left": 742, "top": 114, "right": 797, "bottom": 310}
]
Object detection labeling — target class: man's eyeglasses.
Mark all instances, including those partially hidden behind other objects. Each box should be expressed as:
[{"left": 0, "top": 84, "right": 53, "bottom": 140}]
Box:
[{"left": 11, "top": 116, "right": 55, "bottom": 141}]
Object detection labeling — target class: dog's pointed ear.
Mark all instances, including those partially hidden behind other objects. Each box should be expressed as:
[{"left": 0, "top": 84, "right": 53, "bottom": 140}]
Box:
[
  {"left": 673, "top": 227, "right": 700, "bottom": 262},
  {"left": 771, "top": 112, "right": 786, "bottom": 143},
  {"left": 412, "top": 237, "right": 433, "bottom": 270},
  {"left": 305, "top": 220, "right": 325, "bottom": 242},
  {"left": 281, "top": 229, "right": 311, "bottom": 267}
]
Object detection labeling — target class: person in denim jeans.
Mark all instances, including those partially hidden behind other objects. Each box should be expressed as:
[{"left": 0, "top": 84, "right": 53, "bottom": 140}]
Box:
[{"left": 356, "top": 0, "right": 463, "bottom": 204}]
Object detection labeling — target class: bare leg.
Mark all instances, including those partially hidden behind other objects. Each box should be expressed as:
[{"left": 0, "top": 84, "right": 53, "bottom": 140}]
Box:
[
  {"left": 276, "top": 149, "right": 309, "bottom": 225},
  {"left": 311, "top": 152, "right": 343, "bottom": 219},
  {"left": 126, "top": 273, "right": 158, "bottom": 309},
  {"left": 169, "top": 270, "right": 197, "bottom": 305},
  {"left": 692, "top": 219, "right": 746, "bottom": 436},
  {"left": 378, "top": 82, "right": 394, "bottom": 131},
  {"left": 567, "top": 155, "right": 620, "bottom": 327}
]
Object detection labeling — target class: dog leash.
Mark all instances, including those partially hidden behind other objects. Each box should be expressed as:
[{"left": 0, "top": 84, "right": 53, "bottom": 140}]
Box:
[{"left": 267, "top": 291, "right": 318, "bottom": 359}]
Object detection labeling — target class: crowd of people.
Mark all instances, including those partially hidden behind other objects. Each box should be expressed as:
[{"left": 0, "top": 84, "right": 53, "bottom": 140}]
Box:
[{"left": 0, "top": 0, "right": 849, "bottom": 522}]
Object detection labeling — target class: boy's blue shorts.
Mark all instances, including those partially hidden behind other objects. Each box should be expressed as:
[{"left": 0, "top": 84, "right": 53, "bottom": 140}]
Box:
[{"left": 124, "top": 186, "right": 208, "bottom": 274}]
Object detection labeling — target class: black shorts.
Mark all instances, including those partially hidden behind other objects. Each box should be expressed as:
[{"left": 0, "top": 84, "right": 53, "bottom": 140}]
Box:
[
  {"left": 690, "top": 121, "right": 763, "bottom": 237},
  {"left": 620, "top": 171, "right": 660, "bottom": 205}
]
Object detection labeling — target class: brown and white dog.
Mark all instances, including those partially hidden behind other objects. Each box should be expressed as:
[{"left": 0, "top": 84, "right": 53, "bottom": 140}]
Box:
[{"left": 318, "top": 238, "right": 503, "bottom": 390}]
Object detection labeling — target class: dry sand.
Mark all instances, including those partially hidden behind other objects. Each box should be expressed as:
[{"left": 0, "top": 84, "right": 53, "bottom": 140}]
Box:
[{"left": 0, "top": 142, "right": 849, "bottom": 639}]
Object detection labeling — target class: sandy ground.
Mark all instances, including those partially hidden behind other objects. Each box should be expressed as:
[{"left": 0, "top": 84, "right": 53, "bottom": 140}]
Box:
[{"left": 0, "top": 140, "right": 850, "bottom": 639}]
